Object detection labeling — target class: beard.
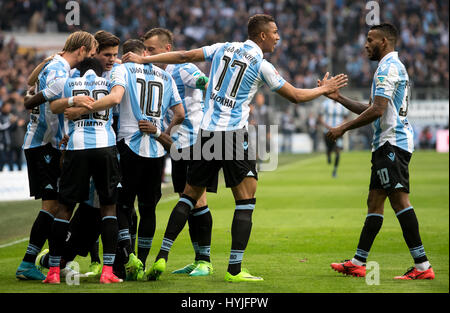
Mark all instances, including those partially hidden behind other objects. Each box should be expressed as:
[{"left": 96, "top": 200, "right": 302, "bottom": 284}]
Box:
[{"left": 369, "top": 45, "right": 381, "bottom": 61}]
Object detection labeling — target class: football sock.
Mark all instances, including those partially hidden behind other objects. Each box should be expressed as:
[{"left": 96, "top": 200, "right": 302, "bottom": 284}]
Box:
[
  {"left": 101, "top": 216, "right": 118, "bottom": 267},
  {"left": 48, "top": 218, "right": 70, "bottom": 268},
  {"left": 395, "top": 206, "right": 429, "bottom": 265},
  {"left": 156, "top": 194, "right": 196, "bottom": 262},
  {"left": 23, "top": 209, "right": 54, "bottom": 263},
  {"left": 130, "top": 209, "right": 138, "bottom": 254},
  {"left": 353, "top": 213, "right": 384, "bottom": 263},
  {"left": 137, "top": 204, "right": 156, "bottom": 265},
  {"left": 228, "top": 199, "right": 255, "bottom": 275},
  {"left": 187, "top": 213, "right": 200, "bottom": 260},
  {"left": 191, "top": 206, "right": 212, "bottom": 262},
  {"left": 90, "top": 240, "right": 101, "bottom": 263}
]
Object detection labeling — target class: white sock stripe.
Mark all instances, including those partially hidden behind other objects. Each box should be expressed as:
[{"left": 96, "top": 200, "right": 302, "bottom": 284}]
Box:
[{"left": 396, "top": 206, "right": 414, "bottom": 216}]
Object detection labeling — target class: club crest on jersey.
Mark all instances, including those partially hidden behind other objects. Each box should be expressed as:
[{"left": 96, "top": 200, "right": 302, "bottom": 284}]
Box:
[{"left": 387, "top": 152, "right": 395, "bottom": 162}]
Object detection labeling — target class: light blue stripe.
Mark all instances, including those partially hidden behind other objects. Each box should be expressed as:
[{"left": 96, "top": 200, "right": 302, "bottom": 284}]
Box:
[
  {"left": 179, "top": 197, "right": 194, "bottom": 210},
  {"left": 235, "top": 204, "right": 255, "bottom": 211},
  {"left": 54, "top": 218, "right": 69, "bottom": 224},
  {"left": 161, "top": 238, "right": 174, "bottom": 252},
  {"left": 229, "top": 249, "right": 244, "bottom": 264},
  {"left": 40, "top": 209, "right": 55, "bottom": 219},
  {"left": 355, "top": 248, "right": 369, "bottom": 259},
  {"left": 192, "top": 207, "right": 210, "bottom": 216},
  {"left": 396, "top": 206, "right": 413, "bottom": 216},
  {"left": 367, "top": 213, "right": 384, "bottom": 218},
  {"left": 102, "top": 216, "right": 117, "bottom": 221}
]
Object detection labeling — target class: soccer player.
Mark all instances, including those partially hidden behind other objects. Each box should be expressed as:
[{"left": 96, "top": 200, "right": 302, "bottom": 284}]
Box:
[
  {"left": 123, "top": 14, "right": 347, "bottom": 282},
  {"left": 15, "top": 31, "right": 97, "bottom": 281},
  {"left": 80, "top": 39, "right": 183, "bottom": 277},
  {"left": 324, "top": 23, "right": 434, "bottom": 280},
  {"left": 141, "top": 28, "right": 214, "bottom": 277},
  {"left": 43, "top": 57, "right": 122, "bottom": 284},
  {"left": 318, "top": 98, "right": 349, "bottom": 177}
]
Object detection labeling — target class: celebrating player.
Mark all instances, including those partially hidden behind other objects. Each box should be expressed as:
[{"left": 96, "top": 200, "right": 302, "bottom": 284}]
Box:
[
  {"left": 323, "top": 23, "right": 434, "bottom": 280},
  {"left": 123, "top": 14, "right": 347, "bottom": 282}
]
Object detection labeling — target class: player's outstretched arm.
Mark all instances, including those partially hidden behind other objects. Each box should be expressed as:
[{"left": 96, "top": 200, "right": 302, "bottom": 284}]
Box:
[
  {"left": 24, "top": 91, "right": 46, "bottom": 110},
  {"left": 90, "top": 85, "right": 125, "bottom": 112},
  {"left": 327, "top": 95, "right": 388, "bottom": 140},
  {"left": 50, "top": 96, "right": 94, "bottom": 114},
  {"left": 122, "top": 48, "right": 205, "bottom": 65},
  {"left": 318, "top": 76, "right": 369, "bottom": 114},
  {"left": 277, "top": 73, "right": 347, "bottom": 103}
]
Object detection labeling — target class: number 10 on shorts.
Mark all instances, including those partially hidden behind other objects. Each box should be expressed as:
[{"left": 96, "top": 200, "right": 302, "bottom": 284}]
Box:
[{"left": 377, "top": 168, "right": 389, "bottom": 186}]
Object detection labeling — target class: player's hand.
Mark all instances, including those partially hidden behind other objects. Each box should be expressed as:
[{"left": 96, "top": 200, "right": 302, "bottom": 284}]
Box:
[
  {"left": 122, "top": 52, "right": 144, "bottom": 64},
  {"left": 138, "top": 120, "right": 157, "bottom": 134},
  {"left": 326, "top": 126, "right": 345, "bottom": 141},
  {"left": 24, "top": 85, "right": 36, "bottom": 103},
  {"left": 73, "top": 95, "right": 95, "bottom": 110},
  {"left": 320, "top": 72, "right": 348, "bottom": 98},
  {"left": 64, "top": 107, "right": 88, "bottom": 120},
  {"left": 58, "top": 134, "right": 69, "bottom": 149}
]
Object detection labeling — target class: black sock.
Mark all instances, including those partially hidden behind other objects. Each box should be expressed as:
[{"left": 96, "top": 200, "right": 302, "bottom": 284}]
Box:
[
  {"left": 23, "top": 210, "right": 54, "bottom": 263},
  {"left": 137, "top": 205, "right": 156, "bottom": 266},
  {"left": 130, "top": 210, "right": 138, "bottom": 254},
  {"left": 191, "top": 206, "right": 212, "bottom": 262},
  {"left": 353, "top": 214, "right": 384, "bottom": 263},
  {"left": 101, "top": 216, "right": 118, "bottom": 267},
  {"left": 396, "top": 207, "right": 428, "bottom": 264},
  {"left": 187, "top": 213, "right": 199, "bottom": 260},
  {"left": 48, "top": 218, "right": 70, "bottom": 267},
  {"left": 89, "top": 240, "right": 101, "bottom": 263},
  {"left": 156, "top": 194, "right": 196, "bottom": 261},
  {"left": 228, "top": 199, "right": 255, "bottom": 275}
]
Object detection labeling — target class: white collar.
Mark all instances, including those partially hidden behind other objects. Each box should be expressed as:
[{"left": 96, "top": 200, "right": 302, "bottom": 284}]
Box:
[
  {"left": 53, "top": 54, "right": 71, "bottom": 72},
  {"left": 379, "top": 51, "right": 398, "bottom": 65},
  {"left": 244, "top": 39, "right": 264, "bottom": 57},
  {"left": 82, "top": 69, "right": 98, "bottom": 77}
]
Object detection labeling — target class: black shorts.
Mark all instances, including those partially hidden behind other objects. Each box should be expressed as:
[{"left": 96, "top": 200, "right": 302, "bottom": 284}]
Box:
[
  {"left": 369, "top": 141, "right": 411, "bottom": 194},
  {"left": 186, "top": 128, "right": 258, "bottom": 189},
  {"left": 58, "top": 146, "right": 120, "bottom": 206},
  {"left": 24, "top": 143, "right": 61, "bottom": 200},
  {"left": 171, "top": 146, "right": 218, "bottom": 193},
  {"left": 117, "top": 140, "right": 164, "bottom": 208}
]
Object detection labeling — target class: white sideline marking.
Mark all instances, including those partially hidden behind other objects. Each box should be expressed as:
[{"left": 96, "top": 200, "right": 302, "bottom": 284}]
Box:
[{"left": 0, "top": 237, "right": 29, "bottom": 249}]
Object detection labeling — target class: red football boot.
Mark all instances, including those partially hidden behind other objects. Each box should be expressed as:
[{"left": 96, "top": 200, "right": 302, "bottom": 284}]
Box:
[
  {"left": 42, "top": 267, "right": 60, "bottom": 284},
  {"left": 394, "top": 266, "right": 435, "bottom": 280},
  {"left": 331, "top": 260, "right": 366, "bottom": 277},
  {"left": 100, "top": 265, "right": 123, "bottom": 284}
]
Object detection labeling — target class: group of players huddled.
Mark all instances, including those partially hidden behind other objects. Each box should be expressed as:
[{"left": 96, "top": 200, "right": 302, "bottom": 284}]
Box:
[{"left": 15, "top": 13, "right": 433, "bottom": 285}]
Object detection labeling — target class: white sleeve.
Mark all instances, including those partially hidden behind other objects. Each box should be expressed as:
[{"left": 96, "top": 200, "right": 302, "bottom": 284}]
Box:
[
  {"left": 42, "top": 69, "right": 69, "bottom": 101},
  {"left": 259, "top": 60, "right": 286, "bottom": 91},
  {"left": 110, "top": 64, "right": 128, "bottom": 88},
  {"left": 374, "top": 63, "right": 399, "bottom": 100},
  {"left": 170, "top": 76, "right": 182, "bottom": 107},
  {"left": 202, "top": 42, "right": 225, "bottom": 62}
]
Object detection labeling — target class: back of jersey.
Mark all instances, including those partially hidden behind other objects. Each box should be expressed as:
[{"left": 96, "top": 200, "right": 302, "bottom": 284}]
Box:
[
  {"left": 111, "top": 62, "right": 181, "bottom": 158},
  {"left": 201, "top": 39, "right": 285, "bottom": 132},
  {"left": 63, "top": 70, "right": 115, "bottom": 150}
]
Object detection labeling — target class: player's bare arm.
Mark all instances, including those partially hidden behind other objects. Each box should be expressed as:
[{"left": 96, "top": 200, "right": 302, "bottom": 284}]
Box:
[
  {"left": 326, "top": 95, "right": 388, "bottom": 141},
  {"left": 90, "top": 85, "right": 125, "bottom": 112},
  {"left": 164, "top": 103, "right": 185, "bottom": 136},
  {"left": 276, "top": 72, "right": 347, "bottom": 103},
  {"left": 50, "top": 95, "right": 95, "bottom": 114},
  {"left": 318, "top": 77, "right": 369, "bottom": 114},
  {"left": 122, "top": 48, "right": 205, "bottom": 65}
]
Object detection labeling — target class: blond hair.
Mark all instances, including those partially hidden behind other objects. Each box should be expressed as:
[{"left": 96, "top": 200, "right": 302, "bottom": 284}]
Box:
[{"left": 63, "top": 31, "right": 98, "bottom": 53}]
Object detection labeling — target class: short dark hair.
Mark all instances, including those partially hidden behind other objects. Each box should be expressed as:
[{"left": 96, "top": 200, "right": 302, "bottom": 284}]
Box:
[
  {"left": 370, "top": 23, "right": 398, "bottom": 45},
  {"left": 78, "top": 57, "right": 104, "bottom": 76},
  {"left": 94, "top": 30, "right": 120, "bottom": 53},
  {"left": 122, "top": 39, "right": 146, "bottom": 55},
  {"left": 142, "top": 28, "right": 173, "bottom": 46},
  {"left": 248, "top": 14, "right": 276, "bottom": 40}
]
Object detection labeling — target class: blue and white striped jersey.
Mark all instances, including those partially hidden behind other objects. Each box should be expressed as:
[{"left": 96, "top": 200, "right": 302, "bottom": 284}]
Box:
[
  {"left": 111, "top": 62, "right": 182, "bottom": 158},
  {"left": 320, "top": 99, "right": 349, "bottom": 134},
  {"left": 164, "top": 63, "right": 205, "bottom": 149},
  {"left": 63, "top": 70, "right": 115, "bottom": 150},
  {"left": 201, "top": 39, "right": 286, "bottom": 131},
  {"left": 23, "top": 55, "right": 69, "bottom": 150},
  {"left": 370, "top": 51, "right": 414, "bottom": 153}
]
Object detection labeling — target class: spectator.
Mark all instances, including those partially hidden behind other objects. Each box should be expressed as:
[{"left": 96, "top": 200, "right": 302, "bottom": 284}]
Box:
[{"left": 419, "top": 126, "right": 434, "bottom": 149}]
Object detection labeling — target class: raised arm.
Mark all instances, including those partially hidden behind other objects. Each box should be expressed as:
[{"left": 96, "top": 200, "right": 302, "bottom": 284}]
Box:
[
  {"left": 122, "top": 48, "right": 205, "bottom": 65},
  {"left": 276, "top": 73, "right": 348, "bottom": 103}
]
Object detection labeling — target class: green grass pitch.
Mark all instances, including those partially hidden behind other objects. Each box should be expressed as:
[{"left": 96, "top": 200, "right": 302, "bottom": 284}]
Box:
[{"left": 0, "top": 151, "right": 448, "bottom": 293}]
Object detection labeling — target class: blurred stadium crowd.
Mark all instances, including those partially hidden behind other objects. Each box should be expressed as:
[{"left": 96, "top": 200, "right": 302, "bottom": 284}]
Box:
[{"left": 0, "top": 0, "right": 448, "bottom": 169}]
